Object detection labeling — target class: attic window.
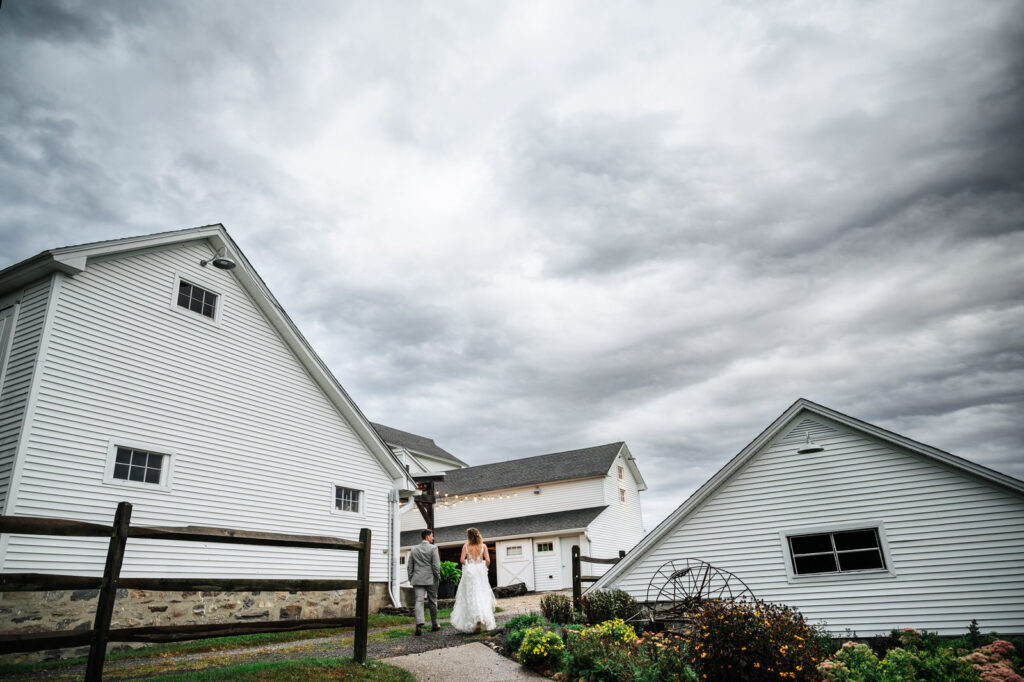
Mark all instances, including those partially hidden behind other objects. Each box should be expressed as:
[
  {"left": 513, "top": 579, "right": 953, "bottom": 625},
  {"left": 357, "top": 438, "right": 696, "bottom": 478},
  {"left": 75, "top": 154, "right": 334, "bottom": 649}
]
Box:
[
  {"left": 177, "top": 280, "right": 218, "bottom": 319},
  {"left": 788, "top": 528, "right": 886, "bottom": 575},
  {"left": 618, "top": 466, "right": 624, "bottom": 480}
]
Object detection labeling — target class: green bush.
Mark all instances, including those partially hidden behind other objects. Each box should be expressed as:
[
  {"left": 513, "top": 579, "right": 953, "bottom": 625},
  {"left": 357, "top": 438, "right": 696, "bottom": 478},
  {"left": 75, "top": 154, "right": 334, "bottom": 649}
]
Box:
[
  {"left": 562, "top": 618, "right": 697, "bottom": 681},
  {"left": 686, "top": 598, "right": 827, "bottom": 682},
  {"left": 503, "top": 613, "right": 546, "bottom": 655},
  {"left": 636, "top": 632, "right": 699, "bottom": 682},
  {"left": 517, "top": 626, "right": 565, "bottom": 671},
  {"left": 578, "top": 589, "right": 640, "bottom": 625},
  {"left": 818, "top": 630, "right": 1021, "bottom": 682},
  {"left": 439, "top": 561, "right": 461, "bottom": 585},
  {"left": 819, "top": 639, "right": 982, "bottom": 682},
  {"left": 540, "top": 593, "right": 574, "bottom": 624},
  {"left": 504, "top": 612, "right": 545, "bottom": 631}
]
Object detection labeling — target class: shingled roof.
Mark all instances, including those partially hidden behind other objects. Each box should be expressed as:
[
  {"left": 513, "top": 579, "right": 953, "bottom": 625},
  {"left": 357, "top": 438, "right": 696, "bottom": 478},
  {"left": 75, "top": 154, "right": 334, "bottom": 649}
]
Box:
[
  {"left": 435, "top": 442, "right": 625, "bottom": 497},
  {"left": 371, "top": 423, "right": 468, "bottom": 467},
  {"left": 401, "top": 505, "right": 609, "bottom": 546}
]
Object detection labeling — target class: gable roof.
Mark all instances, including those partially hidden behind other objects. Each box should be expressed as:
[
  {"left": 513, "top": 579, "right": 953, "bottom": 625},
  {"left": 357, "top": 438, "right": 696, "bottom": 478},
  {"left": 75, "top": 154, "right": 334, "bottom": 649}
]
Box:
[
  {"left": 436, "top": 442, "right": 638, "bottom": 497},
  {"left": 592, "top": 398, "right": 1024, "bottom": 591},
  {"left": 371, "top": 422, "right": 468, "bottom": 467},
  {"left": 401, "top": 505, "right": 609, "bottom": 547},
  {"left": 0, "top": 224, "right": 415, "bottom": 490}
]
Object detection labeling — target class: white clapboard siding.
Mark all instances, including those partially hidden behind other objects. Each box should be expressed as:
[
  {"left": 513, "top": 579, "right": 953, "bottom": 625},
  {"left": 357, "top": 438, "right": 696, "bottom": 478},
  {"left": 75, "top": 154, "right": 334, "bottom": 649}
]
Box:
[
  {"left": 402, "top": 477, "right": 607, "bottom": 533},
  {"left": 4, "top": 243, "right": 394, "bottom": 580},
  {"left": 608, "top": 416, "right": 1024, "bottom": 635},
  {"left": 0, "top": 278, "right": 53, "bottom": 514},
  {"left": 583, "top": 451, "right": 645, "bottom": 579}
]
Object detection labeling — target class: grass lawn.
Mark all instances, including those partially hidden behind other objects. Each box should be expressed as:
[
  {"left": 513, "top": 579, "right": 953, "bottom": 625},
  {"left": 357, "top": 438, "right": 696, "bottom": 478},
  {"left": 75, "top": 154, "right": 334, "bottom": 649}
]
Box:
[
  {"left": 0, "top": 610, "right": 455, "bottom": 677},
  {"left": 133, "top": 657, "right": 415, "bottom": 681}
]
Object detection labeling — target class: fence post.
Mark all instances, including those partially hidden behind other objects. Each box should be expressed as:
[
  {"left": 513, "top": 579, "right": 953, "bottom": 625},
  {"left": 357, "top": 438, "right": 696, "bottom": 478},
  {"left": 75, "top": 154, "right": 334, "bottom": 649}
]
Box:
[
  {"left": 571, "top": 545, "right": 581, "bottom": 610},
  {"left": 353, "top": 527, "right": 371, "bottom": 664},
  {"left": 86, "top": 501, "right": 132, "bottom": 682}
]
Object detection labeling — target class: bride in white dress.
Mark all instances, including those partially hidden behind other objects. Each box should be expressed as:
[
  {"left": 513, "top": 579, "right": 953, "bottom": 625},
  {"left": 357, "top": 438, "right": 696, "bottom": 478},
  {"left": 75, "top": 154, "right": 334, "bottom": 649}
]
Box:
[{"left": 450, "top": 527, "right": 497, "bottom": 633}]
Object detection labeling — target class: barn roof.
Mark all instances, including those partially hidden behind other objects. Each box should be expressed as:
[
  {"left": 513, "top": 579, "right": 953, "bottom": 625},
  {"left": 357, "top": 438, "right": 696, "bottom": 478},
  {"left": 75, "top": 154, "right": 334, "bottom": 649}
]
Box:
[
  {"left": 371, "top": 422, "right": 468, "bottom": 467},
  {"left": 401, "top": 505, "right": 609, "bottom": 547},
  {"left": 436, "top": 442, "right": 634, "bottom": 497}
]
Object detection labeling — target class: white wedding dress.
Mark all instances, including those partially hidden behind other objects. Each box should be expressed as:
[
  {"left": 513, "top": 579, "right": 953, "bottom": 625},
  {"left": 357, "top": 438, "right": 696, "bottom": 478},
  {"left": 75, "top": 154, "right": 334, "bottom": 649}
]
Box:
[{"left": 450, "top": 546, "right": 497, "bottom": 633}]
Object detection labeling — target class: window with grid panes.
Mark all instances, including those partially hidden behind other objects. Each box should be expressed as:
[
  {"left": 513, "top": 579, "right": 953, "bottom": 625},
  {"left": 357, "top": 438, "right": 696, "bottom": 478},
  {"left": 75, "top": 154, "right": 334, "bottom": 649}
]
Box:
[
  {"left": 788, "top": 528, "right": 886, "bottom": 575},
  {"left": 177, "top": 280, "right": 218, "bottom": 319},
  {"left": 112, "top": 447, "right": 165, "bottom": 485},
  {"left": 335, "top": 486, "right": 361, "bottom": 513}
]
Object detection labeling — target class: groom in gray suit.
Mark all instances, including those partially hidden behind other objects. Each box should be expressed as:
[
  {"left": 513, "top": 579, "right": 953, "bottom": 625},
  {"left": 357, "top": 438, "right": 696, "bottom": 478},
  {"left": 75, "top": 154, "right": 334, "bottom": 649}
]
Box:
[{"left": 407, "top": 528, "right": 440, "bottom": 635}]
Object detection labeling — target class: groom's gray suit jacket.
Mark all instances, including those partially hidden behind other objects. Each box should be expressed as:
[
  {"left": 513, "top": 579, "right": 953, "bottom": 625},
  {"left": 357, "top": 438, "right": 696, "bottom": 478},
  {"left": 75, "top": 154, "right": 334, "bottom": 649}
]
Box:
[{"left": 407, "top": 540, "right": 440, "bottom": 586}]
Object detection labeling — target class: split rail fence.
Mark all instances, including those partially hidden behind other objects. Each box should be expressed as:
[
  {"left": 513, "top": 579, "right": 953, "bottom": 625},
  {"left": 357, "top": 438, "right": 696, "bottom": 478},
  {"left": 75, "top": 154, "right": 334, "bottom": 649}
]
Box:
[
  {"left": 571, "top": 545, "right": 626, "bottom": 609},
  {"left": 0, "top": 501, "right": 372, "bottom": 680}
]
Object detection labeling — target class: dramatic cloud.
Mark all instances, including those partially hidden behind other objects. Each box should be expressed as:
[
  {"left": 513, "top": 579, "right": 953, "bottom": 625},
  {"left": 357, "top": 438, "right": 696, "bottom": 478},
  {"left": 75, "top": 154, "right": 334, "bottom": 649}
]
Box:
[{"left": 1, "top": 0, "right": 1022, "bottom": 530}]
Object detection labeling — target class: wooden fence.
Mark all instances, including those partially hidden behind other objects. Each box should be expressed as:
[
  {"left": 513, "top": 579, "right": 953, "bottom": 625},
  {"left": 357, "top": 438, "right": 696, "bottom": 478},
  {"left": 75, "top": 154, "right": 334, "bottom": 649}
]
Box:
[
  {"left": 571, "top": 545, "right": 626, "bottom": 609},
  {"left": 0, "top": 501, "right": 372, "bottom": 680}
]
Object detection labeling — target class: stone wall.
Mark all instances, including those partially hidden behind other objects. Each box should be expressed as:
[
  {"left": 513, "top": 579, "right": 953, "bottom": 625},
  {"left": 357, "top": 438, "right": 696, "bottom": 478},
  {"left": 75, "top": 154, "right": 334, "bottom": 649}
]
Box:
[{"left": 0, "top": 583, "right": 390, "bottom": 661}]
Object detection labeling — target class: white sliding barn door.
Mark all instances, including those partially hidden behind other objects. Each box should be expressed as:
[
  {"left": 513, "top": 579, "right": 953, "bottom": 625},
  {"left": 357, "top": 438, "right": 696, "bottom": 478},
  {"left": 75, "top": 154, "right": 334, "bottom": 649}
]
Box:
[{"left": 497, "top": 539, "right": 535, "bottom": 590}]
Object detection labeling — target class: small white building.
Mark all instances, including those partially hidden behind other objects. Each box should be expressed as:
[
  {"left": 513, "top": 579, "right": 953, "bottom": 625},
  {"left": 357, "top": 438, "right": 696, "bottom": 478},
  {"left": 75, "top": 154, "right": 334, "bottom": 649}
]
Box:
[
  {"left": 0, "top": 225, "right": 417, "bottom": 630},
  {"left": 395, "top": 441, "right": 647, "bottom": 592},
  {"left": 592, "top": 399, "right": 1024, "bottom": 636}
]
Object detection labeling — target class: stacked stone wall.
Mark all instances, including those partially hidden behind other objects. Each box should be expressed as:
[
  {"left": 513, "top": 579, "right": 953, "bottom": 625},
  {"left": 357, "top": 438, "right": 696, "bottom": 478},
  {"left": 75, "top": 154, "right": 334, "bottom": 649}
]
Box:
[{"left": 0, "top": 583, "right": 389, "bottom": 661}]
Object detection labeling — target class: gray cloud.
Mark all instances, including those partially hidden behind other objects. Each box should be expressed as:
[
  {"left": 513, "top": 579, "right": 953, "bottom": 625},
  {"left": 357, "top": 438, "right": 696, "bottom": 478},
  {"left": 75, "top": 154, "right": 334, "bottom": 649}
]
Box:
[{"left": 1, "top": 0, "right": 1021, "bottom": 530}]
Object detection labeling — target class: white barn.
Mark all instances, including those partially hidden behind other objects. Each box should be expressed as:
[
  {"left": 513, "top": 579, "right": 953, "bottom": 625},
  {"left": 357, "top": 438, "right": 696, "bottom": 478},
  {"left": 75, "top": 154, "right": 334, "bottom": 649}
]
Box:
[
  {"left": 592, "top": 399, "right": 1024, "bottom": 636},
  {"left": 0, "top": 225, "right": 417, "bottom": 630},
  {"left": 398, "top": 441, "right": 647, "bottom": 592}
]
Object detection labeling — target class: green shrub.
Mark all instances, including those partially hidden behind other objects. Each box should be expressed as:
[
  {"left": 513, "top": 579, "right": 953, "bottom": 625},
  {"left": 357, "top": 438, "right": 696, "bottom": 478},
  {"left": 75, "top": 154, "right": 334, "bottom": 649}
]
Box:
[
  {"left": 503, "top": 613, "right": 546, "bottom": 655},
  {"left": 686, "top": 598, "right": 827, "bottom": 682},
  {"left": 540, "top": 592, "right": 574, "bottom": 624},
  {"left": 562, "top": 619, "right": 697, "bottom": 681},
  {"left": 819, "top": 632, "right": 1005, "bottom": 682},
  {"left": 517, "top": 626, "right": 565, "bottom": 671},
  {"left": 504, "top": 612, "right": 545, "bottom": 631},
  {"left": 439, "top": 561, "right": 461, "bottom": 585},
  {"left": 578, "top": 589, "right": 640, "bottom": 625},
  {"left": 562, "top": 620, "right": 639, "bottom": 681},
  {"left": 636, "top": 632, "right": 699, "bottom": 682}
]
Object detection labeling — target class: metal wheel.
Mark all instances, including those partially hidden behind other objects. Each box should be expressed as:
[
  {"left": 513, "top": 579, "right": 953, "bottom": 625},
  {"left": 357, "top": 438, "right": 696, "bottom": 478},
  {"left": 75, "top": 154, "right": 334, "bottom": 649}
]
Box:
[{"left": 645, "top": 558, "right": 755, "bottom": 620}]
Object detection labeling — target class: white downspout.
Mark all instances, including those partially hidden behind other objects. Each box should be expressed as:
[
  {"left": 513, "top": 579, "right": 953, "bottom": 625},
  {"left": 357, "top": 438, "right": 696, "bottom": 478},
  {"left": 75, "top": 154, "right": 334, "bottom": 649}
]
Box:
[{"left": 387, "top": 488, "right": 401, "bottom": 607}]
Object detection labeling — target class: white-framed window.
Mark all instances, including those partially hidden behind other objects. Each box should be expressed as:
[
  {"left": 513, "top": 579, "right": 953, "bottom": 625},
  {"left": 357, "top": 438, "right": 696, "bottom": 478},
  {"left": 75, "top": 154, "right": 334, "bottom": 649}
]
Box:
[
  {"left": 619, "top": 488, "right": 626, "bottom": 503},
  {"left": 618, "top": 465, "right": 624, "bottom": 480},
  {"left": 171, "top": 274, "right": 223, "bottom": 324},
  {"left": 506, "top": 545, "right": 523, "bottom": 557},
  {"left": 779, "top": 521, "right": 895, "bottom": 582},
  {"left": 102, "top": 440, "right": 174, "bottom": 491},
  {"left": 536, "top": 542, "right": 553, "bottom": 552},
  {"left": 332, "top": 484, "right": 364, "bottom": 516}
]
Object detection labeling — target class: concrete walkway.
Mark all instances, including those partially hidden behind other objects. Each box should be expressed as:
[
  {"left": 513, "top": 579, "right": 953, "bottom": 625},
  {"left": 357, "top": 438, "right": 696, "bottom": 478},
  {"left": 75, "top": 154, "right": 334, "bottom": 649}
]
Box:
[
  {"left": 383, "top": 590, "right": 564, "bottom": 681},
  {"left": 383, "top": 642, "right": 545, "bottom": 681}
]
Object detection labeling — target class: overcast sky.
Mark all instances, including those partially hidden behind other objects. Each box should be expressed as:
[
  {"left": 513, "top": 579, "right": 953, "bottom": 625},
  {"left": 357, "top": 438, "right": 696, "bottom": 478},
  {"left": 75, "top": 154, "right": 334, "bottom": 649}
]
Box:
[{"left": 1, "top": 0, "right": 1022, "bottom": 530}]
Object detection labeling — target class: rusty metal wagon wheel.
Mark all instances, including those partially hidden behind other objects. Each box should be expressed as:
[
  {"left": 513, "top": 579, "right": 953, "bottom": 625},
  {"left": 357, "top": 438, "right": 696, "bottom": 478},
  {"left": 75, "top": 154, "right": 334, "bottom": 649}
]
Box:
[{"left": 645, "top": 558, "right": 755, "bottom": 622}]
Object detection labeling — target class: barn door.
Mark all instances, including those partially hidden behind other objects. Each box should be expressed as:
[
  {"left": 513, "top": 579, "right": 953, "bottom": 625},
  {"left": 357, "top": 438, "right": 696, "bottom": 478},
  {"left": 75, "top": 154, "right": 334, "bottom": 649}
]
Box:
[{"left": 496, "top": 540, "right": 534, "bottom": 590}]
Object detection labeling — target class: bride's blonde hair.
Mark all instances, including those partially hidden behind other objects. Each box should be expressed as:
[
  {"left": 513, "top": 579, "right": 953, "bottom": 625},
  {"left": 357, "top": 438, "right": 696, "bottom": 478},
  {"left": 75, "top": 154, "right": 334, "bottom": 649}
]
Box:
[{"left": 466, "top": 527, "right": 483, "bottom": 545}]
